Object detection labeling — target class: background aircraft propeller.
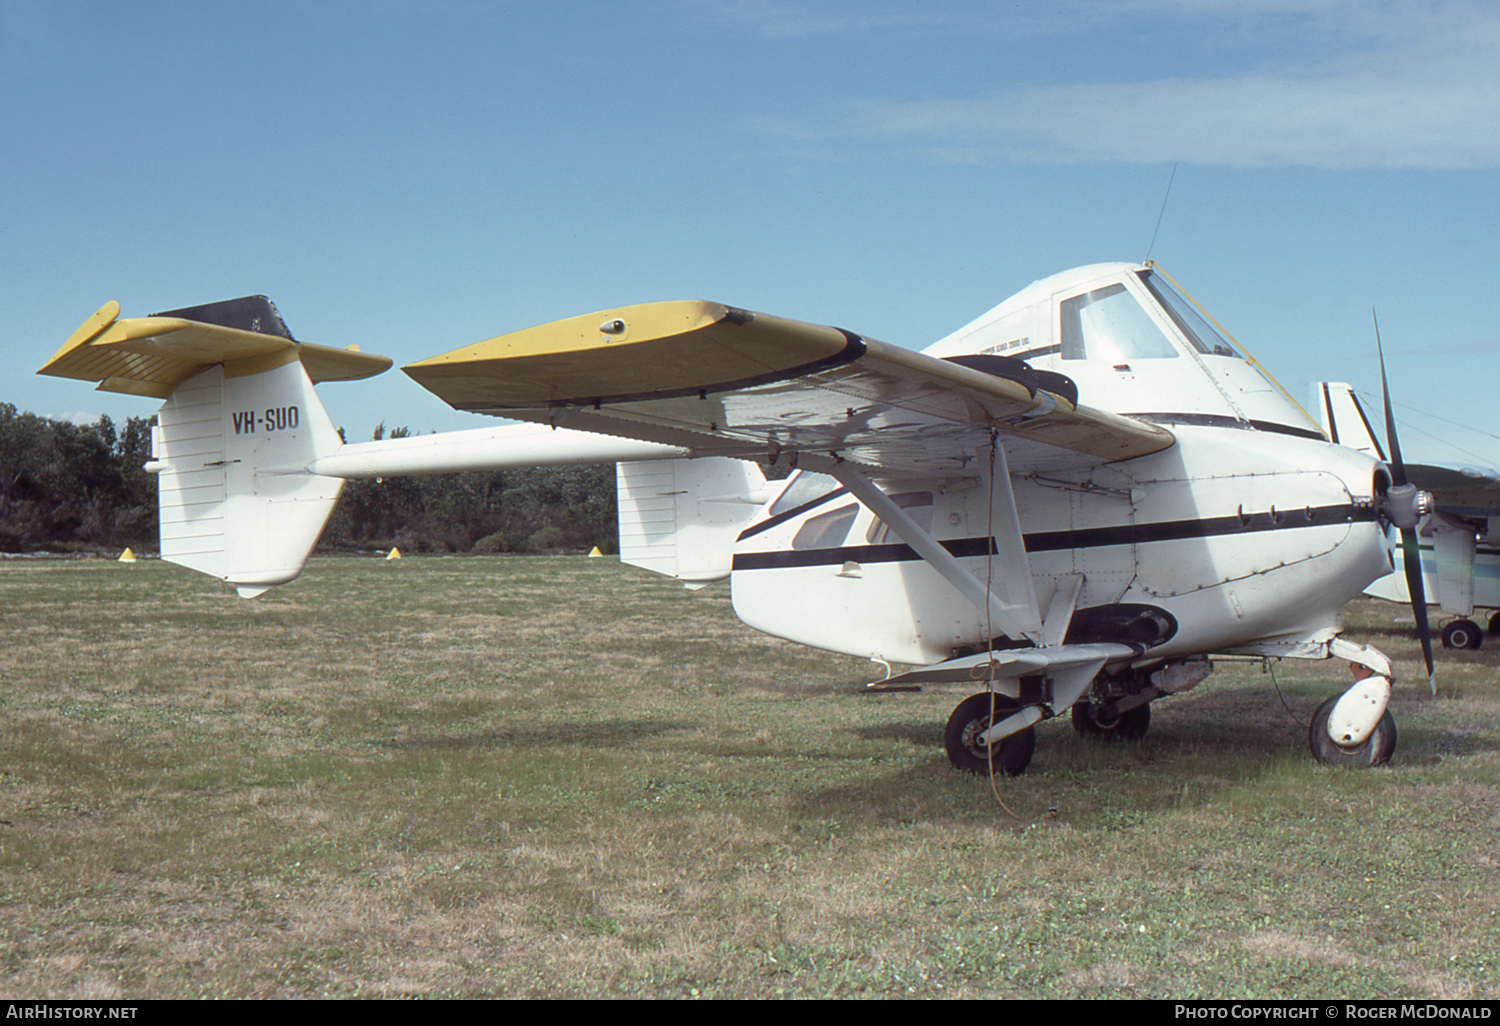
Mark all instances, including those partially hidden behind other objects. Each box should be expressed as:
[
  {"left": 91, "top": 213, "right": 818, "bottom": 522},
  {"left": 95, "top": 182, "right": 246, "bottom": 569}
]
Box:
[{"left": 1375, "top": 314, "right": 1436, "bottom": 694}]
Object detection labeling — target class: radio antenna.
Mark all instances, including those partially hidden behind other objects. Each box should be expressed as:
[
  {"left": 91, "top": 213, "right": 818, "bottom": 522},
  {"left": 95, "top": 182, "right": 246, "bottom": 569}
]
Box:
[{"left": 1143, "top": 162, "right": 1178, "bottom": 264}]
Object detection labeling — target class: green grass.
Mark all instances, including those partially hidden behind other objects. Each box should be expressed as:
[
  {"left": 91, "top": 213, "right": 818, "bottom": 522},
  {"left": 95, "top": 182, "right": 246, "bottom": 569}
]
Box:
[{"left": 0, "top": 555, "right": 1496, "bottom": 998}]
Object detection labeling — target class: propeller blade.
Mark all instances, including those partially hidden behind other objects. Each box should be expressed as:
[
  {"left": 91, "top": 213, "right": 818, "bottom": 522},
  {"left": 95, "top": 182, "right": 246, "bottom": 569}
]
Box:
[
  {"left": 1376, "top": 311, "right": 1436, "bottom": 693},
  {"left": 1400, "top": 526, "right": 1437, "bottom": 694},
  {"left": 1375, "top": 313, "right": 1407, "bottom": 488}
]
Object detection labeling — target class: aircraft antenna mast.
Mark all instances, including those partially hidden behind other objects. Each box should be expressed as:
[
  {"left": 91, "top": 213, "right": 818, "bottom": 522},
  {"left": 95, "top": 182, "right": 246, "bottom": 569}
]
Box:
[{"left": 1143, "top": 162, "right": 1177, "bottom": 264}]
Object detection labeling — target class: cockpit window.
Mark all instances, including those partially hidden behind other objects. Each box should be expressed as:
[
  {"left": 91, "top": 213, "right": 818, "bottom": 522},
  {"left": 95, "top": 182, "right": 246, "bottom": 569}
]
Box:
[
  {"left": 1059, "top": 283, "right": 1178, "bottom": 361},
  {"left": 1139, "top": 271, "right": 1244, "bottom": 359},
  {"left": 769, "top": 471, "right": 840, "bottom": 517},
  {"left": 792, "top": 503, "right": 858, "bottom": 550}
]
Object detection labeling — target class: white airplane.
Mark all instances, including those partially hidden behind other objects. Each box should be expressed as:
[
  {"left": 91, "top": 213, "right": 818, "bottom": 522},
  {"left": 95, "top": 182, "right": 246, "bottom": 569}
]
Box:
[
  {"left": 39, "top": 262, "right": 1433, "bottom": 777},
  {"left": 1318, "top": 380, "right": 1500, "bottom": 650}
]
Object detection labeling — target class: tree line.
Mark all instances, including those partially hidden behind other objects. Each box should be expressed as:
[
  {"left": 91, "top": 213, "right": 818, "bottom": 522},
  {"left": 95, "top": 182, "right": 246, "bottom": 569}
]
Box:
[{"left": 0, "top": 406, "right": 619, "bottom": 556}]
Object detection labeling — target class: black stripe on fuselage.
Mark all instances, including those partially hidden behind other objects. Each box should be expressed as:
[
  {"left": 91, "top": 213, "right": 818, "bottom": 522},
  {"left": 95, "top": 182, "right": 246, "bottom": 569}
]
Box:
[
  {"left": 731, "top": 501, "right": 1379, "bottom": 571},
  {"left": 1129, "top": 412, "right": 1327, "bottom": 442}
]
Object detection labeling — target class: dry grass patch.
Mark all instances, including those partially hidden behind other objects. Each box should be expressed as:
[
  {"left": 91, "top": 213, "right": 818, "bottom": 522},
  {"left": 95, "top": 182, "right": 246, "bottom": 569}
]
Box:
[{"left": 1, "top": 558, "right": 1497, "bottom": 998}]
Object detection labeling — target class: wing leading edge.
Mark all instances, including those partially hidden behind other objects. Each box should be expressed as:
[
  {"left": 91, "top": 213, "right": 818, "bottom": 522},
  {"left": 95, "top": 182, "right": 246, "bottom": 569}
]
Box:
[{"left": 404, "top": 300, "right": 1175, "bottom": 478}]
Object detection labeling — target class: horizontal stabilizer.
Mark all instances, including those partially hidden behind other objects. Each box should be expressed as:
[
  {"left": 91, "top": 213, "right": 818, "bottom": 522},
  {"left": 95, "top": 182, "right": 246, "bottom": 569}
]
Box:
[{"left": 40, "top": 297, "right": 391, "bottom": 399}]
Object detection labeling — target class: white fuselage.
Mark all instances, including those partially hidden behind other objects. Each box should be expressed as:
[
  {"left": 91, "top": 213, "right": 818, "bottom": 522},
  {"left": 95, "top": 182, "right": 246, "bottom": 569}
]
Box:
[{"left": 728, "top": 263, "right": 1395, "bottom": 666}]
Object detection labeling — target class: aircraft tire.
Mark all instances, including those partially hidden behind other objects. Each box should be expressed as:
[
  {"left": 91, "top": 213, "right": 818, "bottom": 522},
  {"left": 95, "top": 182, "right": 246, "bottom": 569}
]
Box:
[
  {"left": 1070, "top": 700, "right": 1150, "bottom": 741},
  {"left": 1441, "top": 619, "right": 1483, "bottom": 650},
  {"left": 1307, "top": 697, "right": 1397, "bottom": 768},
  {"left": 944, "top": 693, "right": 1035, "bottom": 777},
  {"left": 1488, "top": 611, "right": 1500, "bottom": 636}
]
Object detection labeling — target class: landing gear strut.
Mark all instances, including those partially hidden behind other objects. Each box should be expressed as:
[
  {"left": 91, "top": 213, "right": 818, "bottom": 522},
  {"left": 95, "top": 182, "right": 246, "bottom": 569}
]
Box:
[{"left": 944, "top": 693, "right": 1036, "bottom": 777}]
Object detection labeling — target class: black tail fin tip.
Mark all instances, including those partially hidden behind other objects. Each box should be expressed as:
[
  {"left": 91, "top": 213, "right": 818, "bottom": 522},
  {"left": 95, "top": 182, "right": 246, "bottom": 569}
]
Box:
[{"left": 150, "top": 295, "right": 294, "bottom": 341}]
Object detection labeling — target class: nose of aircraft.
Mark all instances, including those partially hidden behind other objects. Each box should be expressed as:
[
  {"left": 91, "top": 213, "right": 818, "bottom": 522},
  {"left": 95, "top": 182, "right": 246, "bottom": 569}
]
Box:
[{"left": 1327, "top": 448, "right": 1404, "bottom": 607}]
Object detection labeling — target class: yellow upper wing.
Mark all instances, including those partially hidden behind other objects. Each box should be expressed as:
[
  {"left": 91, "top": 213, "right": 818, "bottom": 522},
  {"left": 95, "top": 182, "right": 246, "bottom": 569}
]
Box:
[
  {"left": 40, "top": 299, "right": 391, "bottom": 398},
  {"left": 404, "top": 300, "right": 1174, "bottom": 476}
]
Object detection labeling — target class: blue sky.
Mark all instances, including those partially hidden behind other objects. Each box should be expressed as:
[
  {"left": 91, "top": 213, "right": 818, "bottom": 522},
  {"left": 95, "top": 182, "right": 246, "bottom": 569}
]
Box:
[{"left": 4, "top": 0, "right": 1498, "bottom": 467}]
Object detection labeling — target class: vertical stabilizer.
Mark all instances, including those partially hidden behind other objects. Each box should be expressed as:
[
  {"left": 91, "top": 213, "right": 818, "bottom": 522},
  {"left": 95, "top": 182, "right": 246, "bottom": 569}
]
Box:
[
  {"left": 1316, "top": 382, "right": 1385, "bottom": 461},
  {"left": 617, "top": 458, "right": 769, "bottom": 589},
  {"left": 150, "top": 358, "right": 345, "bottom": 597}
]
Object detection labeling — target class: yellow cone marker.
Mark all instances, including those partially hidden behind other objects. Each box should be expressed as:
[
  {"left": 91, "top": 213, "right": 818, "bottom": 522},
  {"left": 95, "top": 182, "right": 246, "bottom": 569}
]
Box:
[
  {"left": 118, "top": 547, "right": 136, "bottom": 562},
  {"left": 386, "top": 547, "right": 401, "bottom": 560},
  {"left": 588, "top": 546, "right": 603, "bottom": 558}
]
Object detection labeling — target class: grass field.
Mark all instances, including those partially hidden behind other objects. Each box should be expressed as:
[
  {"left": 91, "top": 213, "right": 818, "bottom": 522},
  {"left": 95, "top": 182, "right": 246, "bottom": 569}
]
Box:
[{"left": 1, "top": 554, "right": 1496, "bottom": 999}]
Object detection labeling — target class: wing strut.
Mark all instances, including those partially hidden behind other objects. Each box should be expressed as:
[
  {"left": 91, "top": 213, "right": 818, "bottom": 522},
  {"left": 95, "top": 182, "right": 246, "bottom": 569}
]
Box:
[
  {"left": 828, "top": 444, "right": 1044, "bottom": 646},
  {"left": 1041, "top": 574, "right": 1085, "bottom": 647}
]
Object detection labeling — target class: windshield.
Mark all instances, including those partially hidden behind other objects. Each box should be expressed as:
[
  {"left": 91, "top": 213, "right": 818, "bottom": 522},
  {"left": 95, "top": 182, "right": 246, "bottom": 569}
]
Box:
[
  {"left": 1139, "top": 271, "right": 1243, "bottom": 358},
  {"left": 1058, "top": 283, "right": 1178, "bottom": 361}
]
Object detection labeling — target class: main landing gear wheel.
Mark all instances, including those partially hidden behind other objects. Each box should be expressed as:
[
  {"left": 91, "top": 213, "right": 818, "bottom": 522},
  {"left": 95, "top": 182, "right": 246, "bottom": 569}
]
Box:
[
  {"left": 1307, "top": 697, "right": 1397, "bottom": 767},
  {"left": 944, "top": 693, "right": 1036, "bottom": 777},
  {"left": 1070, "top": 700, "right": 1151, "bottom": 741},
  {"left": 1441, "top": 619, "right": 1483, "bottom": 650}
]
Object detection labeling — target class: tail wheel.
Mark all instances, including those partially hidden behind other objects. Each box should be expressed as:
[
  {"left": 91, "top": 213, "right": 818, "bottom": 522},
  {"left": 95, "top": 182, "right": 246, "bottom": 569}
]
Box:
[
  {"left": 944, "top": 693, "right": 1036, "bottom": 777},
  {"left": 1308, "top": 697, "right": 1397, "bottom": 767},
  {"left": 1071, "top": 700, "right": 1151, "bottom": 741}
]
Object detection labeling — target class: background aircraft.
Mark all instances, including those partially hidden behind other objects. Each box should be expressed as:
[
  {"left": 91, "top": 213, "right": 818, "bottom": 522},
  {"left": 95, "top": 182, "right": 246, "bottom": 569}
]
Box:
[{"left": 1319, "top": 380, "right": 1500, "bottom": 649}]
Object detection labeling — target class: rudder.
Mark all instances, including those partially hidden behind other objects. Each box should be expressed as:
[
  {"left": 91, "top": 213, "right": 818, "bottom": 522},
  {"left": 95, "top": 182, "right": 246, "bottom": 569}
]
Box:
[
  {"left": 617, "top": 458, "right": 769, "bottom": 589},
  {"left": 149, "top": 357, "right": 345, "bottom": 597}
]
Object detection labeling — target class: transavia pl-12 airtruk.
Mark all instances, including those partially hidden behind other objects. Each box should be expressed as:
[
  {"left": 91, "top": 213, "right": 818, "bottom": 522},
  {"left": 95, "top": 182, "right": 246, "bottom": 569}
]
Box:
[{"left": 40, "top": 261, "right": 1438, "bottom": 779}]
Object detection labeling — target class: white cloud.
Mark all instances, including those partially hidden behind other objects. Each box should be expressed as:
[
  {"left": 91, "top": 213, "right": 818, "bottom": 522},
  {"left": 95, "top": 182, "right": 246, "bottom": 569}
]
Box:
[
  {"left": 746, "top": 0, "right": 1500, "bottom": 169},
  {"left": 58, "top": 410, "right": 107, "bottom": 427},
  {"left": 845, "top": 68, "right": 1500, "bottom": 169}
]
